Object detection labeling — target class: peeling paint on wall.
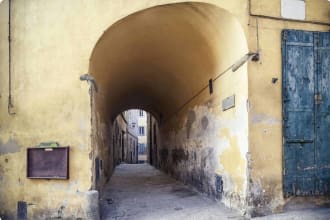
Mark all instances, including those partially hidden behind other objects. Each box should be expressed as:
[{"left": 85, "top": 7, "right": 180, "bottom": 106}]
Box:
[
  {"left": 251, "top": 112, "right": 280, "bottom": 125},
  {"left": 201, "top": 116, "right": 209, "bottom": 130},
  {"left": 219, "top": 131, "right": 245, "bottom": 193},
  {"left": 0, "top": 139, "right": 22, "bottom": 155},
  {"left": 161, "top": 103, "right": 249, "bottom": 211},
  {"left": 186, "top": 110, "right": 196, "bottom": 139}
]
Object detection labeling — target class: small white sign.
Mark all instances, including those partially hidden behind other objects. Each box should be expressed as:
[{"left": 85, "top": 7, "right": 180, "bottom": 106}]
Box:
[{"left": 281, "top": 0, "right": 306, "bottom": 20}]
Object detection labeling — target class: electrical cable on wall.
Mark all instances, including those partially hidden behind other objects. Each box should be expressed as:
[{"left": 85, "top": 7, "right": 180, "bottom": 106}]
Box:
[
  {"left": 8, "top": 0, "right": 15, "bottom": 115},
  {"left": 256, "top": 17, "right": 261, "bottom": 57},
  {"left": 164, "top": 52, "right": 259, "bottom": 122}
]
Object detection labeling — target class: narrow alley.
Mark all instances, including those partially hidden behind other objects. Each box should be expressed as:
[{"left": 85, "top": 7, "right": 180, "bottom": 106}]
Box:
[
  {"left": 100, "top": 164, "right": 245, "bottom": 220},
  {"left": 0, "top": 1, "right": 329, "bottom": 219}
]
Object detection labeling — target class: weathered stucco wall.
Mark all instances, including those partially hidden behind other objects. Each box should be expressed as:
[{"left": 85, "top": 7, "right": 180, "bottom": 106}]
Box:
[
  {"left": 0, "top": 0, "right": 329, "bottom": 218},
  {"left": 159, "top": 58, "right": 249, "bottom": 212},
  {"left": 247, "top": 0, "right": 330, "bottom": 216},
  {"left": 91, "top": 111, "right": 137, "bottom": 194},
  {"left": 89, "top": 1, "right": 250, "bottom": 212},
  {"left": 0, "top": 0, "right": 95, "bottom": 218},
  {"left": 148, "top": 115, "right": 160, "bottom": 167},
  {"left": 151, "top": 5, "right": 250, "bottom": 211},
  {"left": 91, "top": 101, "right": 112, "bottom": 192}
]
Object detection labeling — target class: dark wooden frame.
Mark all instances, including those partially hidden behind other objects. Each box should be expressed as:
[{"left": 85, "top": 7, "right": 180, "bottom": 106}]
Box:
[{"left": 27, "top": 147, "right": 69, "bottom": 179}]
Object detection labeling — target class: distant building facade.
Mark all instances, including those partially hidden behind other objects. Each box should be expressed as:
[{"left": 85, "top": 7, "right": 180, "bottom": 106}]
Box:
[
  {"left": 125, "top": 109, "right": 148, "bottom": 163},
  {"left": 112, "top": 113, "right": 138, "bottom": 165}
]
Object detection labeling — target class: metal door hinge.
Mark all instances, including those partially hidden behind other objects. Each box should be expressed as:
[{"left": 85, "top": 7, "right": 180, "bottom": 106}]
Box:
[
  {"left": 315, "top": 93, "right": 322, "bottom": 104},
  {"left": 283, "top": 31, "right": 288, "bottom": 41}
]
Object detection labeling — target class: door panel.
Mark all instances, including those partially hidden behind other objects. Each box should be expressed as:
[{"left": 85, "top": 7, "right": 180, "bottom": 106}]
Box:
[
  {"left": 283, "top": 30, "right": 330, "bottom": 196},
  {"left": 315, "top": 32, "right": 330, "bottom": 194},
  {"left": 282, "top": 30, "right": 315, "bottom": 195},
  {"left": 285, "top": 111, "right": 314, "bottom": 141}
]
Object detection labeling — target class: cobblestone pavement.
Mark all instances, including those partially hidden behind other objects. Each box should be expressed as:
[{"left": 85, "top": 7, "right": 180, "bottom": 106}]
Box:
[
  {"left": 100, "top": 164, "right": 330, "bottom": 220},
  {"left": 100, "top": 164, "right": 246, "bottom": 220}
]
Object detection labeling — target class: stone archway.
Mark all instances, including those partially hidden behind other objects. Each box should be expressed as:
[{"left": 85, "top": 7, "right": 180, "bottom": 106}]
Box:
[{"left": 89, "top": 1, "right": 249, "bottom": 211}]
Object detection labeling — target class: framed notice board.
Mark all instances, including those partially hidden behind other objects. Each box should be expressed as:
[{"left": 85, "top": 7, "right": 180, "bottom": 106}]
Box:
[{"left": 27, "top": 147, "right": 69, "bottom": 179}]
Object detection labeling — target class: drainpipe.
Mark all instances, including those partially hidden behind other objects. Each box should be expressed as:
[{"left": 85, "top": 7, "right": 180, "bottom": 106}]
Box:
[
  {"left": 80, "top": 74, "right": 98, "bottom": 93},
  {"left": 8, "top": 0, "right": 15, "bottom": 115}
]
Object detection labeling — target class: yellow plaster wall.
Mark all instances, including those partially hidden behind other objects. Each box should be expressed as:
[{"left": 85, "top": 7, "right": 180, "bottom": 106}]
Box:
[
  {"left": 161, "top": 58, "right": 249, "bottom": 210},
  {"left": 220, "top": 129, "right": 246, "bottom": 194},
  {"left": 248, "top": 0, "right": 330, "bottom": 215},
  {"left": 0, "top": 0, "right": 327, "bottom": 218},
  {"left": 156, "top": 5, "right": 249, "bottom": 209},
  {"left": 161, "top": 93, "right": 249, "bottom": 209},
  {"left": 0, "top": 0, "right": 250, "bottom": 217},
  {"left": 250, "top": 0, "right": 330, "bottom": 23},
  {"left": 0, "top": 0, "right": 94, "bottom": 218},
  {"left": 250, "top": 0, "right": 280, "bottom": 18}
]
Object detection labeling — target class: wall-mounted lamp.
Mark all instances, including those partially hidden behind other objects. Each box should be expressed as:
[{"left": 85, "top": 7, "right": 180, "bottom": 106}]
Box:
[{"left": 231, "top": 52, "right": 260, "bottom": 72}]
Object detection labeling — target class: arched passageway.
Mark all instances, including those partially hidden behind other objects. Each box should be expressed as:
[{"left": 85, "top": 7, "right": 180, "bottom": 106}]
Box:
[{"left": 89, "top": 2, "right": 249, "bottom": 211}]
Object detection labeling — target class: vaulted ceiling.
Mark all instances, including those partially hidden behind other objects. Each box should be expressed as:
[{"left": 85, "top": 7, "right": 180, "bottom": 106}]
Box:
[{"left": 89, "top": 2, "right": 247, "bottom": 121}]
